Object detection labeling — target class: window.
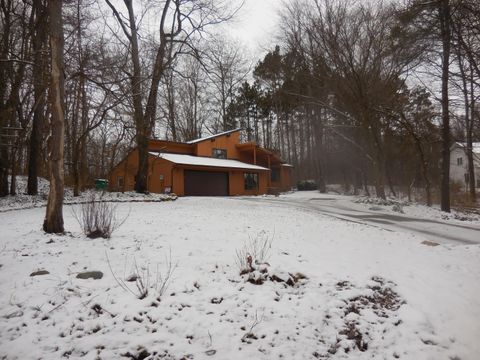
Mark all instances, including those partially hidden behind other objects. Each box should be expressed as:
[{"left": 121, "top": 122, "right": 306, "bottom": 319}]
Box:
[
  {"left": 117, "top": 176, "right": 124, "bottom": 188},
  {"left": 271, "top": 168, "right": 280, "bottom": 182},
  {"left": 457, "top": 157, "right": 463, "bottom": 166},
  {"left": 212, "top": 148, "right": 227, "bottom": 159},
  {"left": 244, "top": 172, "right": 258, "bottom": 190},
  {"left": 464, "top": 173, "right": 469, "bottom": 183}
]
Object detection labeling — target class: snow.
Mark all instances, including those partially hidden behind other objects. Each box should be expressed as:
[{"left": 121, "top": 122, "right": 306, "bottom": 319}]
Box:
[
  {"left": 455, "top": 141, "right": 480, "bottom": 155},
  {"left": 185, "top": 129, "right": 242, "bottom": 144},
  {"left": 0, "top": 176, "right": 176, "bottom": 212},
  {"left": 150, "top": 152, "right": 269, "bottom": 171},
  {"left": 0, "top": 193, "right": 479, "bottom": 359}
]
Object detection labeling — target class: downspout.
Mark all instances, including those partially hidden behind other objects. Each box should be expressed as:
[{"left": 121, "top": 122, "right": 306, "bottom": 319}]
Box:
[{"left": 171, "top": 164, "right": 175, "bottom": 194}]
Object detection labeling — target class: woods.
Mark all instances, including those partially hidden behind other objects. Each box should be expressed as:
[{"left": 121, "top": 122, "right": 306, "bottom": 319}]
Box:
[{"left": 0, "top": 0, "right": 479, "bottom": 233}]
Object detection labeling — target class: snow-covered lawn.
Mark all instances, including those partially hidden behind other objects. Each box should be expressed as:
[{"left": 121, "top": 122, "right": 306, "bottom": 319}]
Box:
[{"left": 0, "top": 196, "right": 479, "bottom": 359}]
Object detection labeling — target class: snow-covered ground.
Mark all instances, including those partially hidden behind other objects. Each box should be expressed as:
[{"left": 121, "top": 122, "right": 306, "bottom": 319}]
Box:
[
  {"left": 1, "top": 194, "right": 479, "bottom": 359},
  {"left": 0, "top": 177, "right": 176, "bottom": 212}
]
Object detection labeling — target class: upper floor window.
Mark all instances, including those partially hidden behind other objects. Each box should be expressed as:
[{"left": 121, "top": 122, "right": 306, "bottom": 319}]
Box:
[
  {"left": 212, "top": 148, "right": 227, "bottom": 159},
  {"left": 457, "top": 157, "right": 463, "bottom": 166}
]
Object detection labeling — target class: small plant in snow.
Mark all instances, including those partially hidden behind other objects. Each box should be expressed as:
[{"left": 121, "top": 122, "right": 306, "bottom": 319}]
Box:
[
  {"left": 235, "top": 230, "right": 273, "bottom": 275},
  {"left": 241, "top": 310, "right": 264, "bottom": 343},
  {"left": 106, "top": 251, "right": 175, "bottom": 300},
  {"left": 73, "top": 193, "right": 128, "bottom": 239}
]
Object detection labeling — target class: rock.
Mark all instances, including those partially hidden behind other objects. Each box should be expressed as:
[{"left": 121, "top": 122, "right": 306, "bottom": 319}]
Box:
[
  {"left": 421, "top": 240, "right": 439, "bottom": 247},
  {"left": 205, "top": 350, "right": 216, "bottom": 356},
  {"left": 30, "top": 270, "right": 49, "bottom": 277},
  {"left": 76, "top": 271, "right": 103, "bottom": 280},
  {"left": 126, "top": 274, "right": 138, "bottom": 282}
]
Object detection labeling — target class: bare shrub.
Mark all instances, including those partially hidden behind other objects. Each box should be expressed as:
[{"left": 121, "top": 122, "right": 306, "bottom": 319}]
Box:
[
  {"left": 106, "top": 251, "right": 176, "bottom": 300},
  {"left": 241, "top": 310, "right": 264, "bottom": 343},
  {"left": 73, "top": 193, "right": 128, "bottom": 239},
  {"left": 235, "top": 230, "right": 273, "bottom": 275}
]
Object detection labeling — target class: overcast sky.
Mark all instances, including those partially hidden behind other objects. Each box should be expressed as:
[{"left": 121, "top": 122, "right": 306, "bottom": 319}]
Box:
[{"left": 225, "top": 0, "right": 284, "bottom": 59}]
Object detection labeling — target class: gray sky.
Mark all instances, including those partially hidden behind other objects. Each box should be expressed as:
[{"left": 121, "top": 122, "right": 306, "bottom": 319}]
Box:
[{"left": 226, "top": 0, "right": 284, "bottom": 57}]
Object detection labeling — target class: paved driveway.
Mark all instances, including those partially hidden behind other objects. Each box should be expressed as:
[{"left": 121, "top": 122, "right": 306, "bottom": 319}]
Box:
[{"left": 236, "top": 193, "right": 480, "bottom": 245}]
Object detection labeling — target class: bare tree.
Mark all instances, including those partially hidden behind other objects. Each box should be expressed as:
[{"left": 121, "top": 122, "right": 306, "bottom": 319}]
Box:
[
  {"left": 27, "top": 0, "right": 48, "bottom": 195},
  {"left": 43, "top": 0, "right": 66, "bottom": 233},
  {"left": 104, "top": 0, "right": 239, "bottom": 193},
  {"left": 204, "top": 35, "right": 250, "bottom": 131},
  {"left": 176, "top": 57, "right": 208, "bottom": 141}
]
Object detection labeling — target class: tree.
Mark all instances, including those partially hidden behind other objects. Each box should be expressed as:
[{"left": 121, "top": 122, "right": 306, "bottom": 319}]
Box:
[
  {"left": 27, "top": 0, "right": 48, "bottom": 195},
  {"left": 104, "top": 0, "right": 238, "bottom": 193},
  {"left": 205, "top": 36, "right": 250, "bottom": 131},
  {"left": 439, "top": 0, "right": 452, "bottom": 212},
  {"left": 43, "top": 0, "right": 66, "bottom": 233}
]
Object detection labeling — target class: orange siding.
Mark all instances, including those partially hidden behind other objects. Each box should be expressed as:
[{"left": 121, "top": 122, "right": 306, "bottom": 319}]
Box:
[
  {"left": 228, "top": 170, "right": 268, "bottom": 196},
  {"left": 109, "top": 130, "right": 292, "bottom": 196},
  {"left": 149, "top": 140, "right": 193, "bottom": 154},
  {"left": 195, "top": 132, "right": 241, "bottom": 159},
  {"left": 148, "top": 157, "right": 175, "bottom": 194},
  {"left": 109, "top": 149, "right": 139, "bottom": 192},
  {"left": 280, "top": 166, "right": 293, "bottom": 191}
]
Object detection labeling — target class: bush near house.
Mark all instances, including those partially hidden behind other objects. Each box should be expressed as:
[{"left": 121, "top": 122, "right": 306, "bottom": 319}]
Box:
[{"left": 297, "top": 180, "right": 318, "bottom": 191}]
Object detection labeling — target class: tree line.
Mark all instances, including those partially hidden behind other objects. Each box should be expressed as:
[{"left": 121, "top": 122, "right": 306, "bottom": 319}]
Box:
[
  {"left": 0, "top": 0, "right": 479, "bottom": 233},
  {"left": 226, "top": 0, "right": 479, "bottom": 210}
]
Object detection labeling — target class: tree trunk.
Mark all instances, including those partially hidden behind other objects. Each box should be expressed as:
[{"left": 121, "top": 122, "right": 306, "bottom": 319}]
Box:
[
  {"left": 43, "top": 0, "right": 65, "bottom": 234},
  {"left": 439, "top": 0, "right": 451, "bottom": 212},
  {"left": 467, "top": 67, "right": 476, "bottom": 202},
  {"left": 28, "top": 0, "right": 48, "bottom": 195},
  {"left": 313, "top": 108, "right": 326, "bottom": 192}
]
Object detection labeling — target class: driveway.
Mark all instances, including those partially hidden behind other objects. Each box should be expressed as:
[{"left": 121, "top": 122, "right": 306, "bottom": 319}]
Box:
[{"left": 236, "top": 192, "right": 480, "bottom": 245}]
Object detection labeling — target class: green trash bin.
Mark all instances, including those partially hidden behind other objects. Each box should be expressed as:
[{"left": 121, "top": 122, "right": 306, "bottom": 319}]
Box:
[{"left": 94, "top": 179, "right": 108, "bottom": 190}]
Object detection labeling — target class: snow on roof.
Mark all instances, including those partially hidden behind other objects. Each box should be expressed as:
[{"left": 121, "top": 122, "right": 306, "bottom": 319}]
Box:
[
  {"left": 455, "top": 142, "right": 480, "bottom": 154},
  {"left": 149, "top": 152, "right": 269, "bottom": 171},
  {"left": 186, "top": 129, "right": 241, "bottom": 144},
  {"left": 474, "top": 143, "right": 480, "bottom": 154},
  {"left": 281, "top": 163, "right": 294, "bottom": 167}
]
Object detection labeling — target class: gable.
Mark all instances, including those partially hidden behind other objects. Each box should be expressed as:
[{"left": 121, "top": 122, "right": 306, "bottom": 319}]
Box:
[{"left": 194, "top": 131, "right": 242, "bottom": 158}]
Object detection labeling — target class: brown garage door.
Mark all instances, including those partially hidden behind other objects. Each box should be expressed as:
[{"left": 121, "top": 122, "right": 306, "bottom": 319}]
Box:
[{"left": 184, "top": 170, "right": 229, "bottom": 196}]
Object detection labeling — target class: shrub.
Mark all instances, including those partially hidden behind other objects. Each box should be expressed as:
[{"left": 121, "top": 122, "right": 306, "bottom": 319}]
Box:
[
  {"left": 73, "top": 193, "right": 127, "bottom": 238},
  {"left": 297, "top": 180, "right": 318, "bottom": 191},
  {"left": 107, "top": 251, "right": 175, "bottom": 300},
  {"left": 235, "top": 231, "right": 272, "bottom": 275}
]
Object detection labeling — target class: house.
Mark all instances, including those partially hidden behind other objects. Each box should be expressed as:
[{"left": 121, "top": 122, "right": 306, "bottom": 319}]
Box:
[
  {"left": 450, "top": 142, "right": 480, "bottom": 189},
  {"left": 109, "top": 129, "right": 293, "bottom": 196}
]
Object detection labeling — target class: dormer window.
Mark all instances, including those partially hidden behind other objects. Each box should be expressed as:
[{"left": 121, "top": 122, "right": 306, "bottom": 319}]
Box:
[{"left": 212, "top": 148, "right": 227, "bottom": 159}]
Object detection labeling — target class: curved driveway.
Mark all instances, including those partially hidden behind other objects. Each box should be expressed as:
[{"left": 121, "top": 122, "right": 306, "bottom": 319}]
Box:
[{"left": 236, "top": 193, "right": 480, "bottom": 245}]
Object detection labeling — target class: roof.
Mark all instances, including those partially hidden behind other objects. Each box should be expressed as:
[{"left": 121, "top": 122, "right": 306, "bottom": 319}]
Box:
[
  {"left": 281, "top": 163, "right": 294, "bottom": 167},
  {"left": 149, "top": 152, "right": 269, "bottom": 171},
  {"left": 453, "top": 142, "right": 480, "bottom": 154},
  {"left": 186, "top": 129, "right": 241, "bottom": 145}
]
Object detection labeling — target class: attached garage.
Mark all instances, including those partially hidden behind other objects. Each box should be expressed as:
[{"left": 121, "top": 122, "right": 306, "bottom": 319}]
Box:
[
  {"left": 184, "top": 170, "right": 229, "bottom": 196},
  {"left": 147, "top": 152, "right": 270, "bottom": 196}
]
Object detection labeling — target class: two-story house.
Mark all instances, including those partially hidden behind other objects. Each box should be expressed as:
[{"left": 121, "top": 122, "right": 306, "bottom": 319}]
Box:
[
  {"left": 450, "top": 142, "right": 480, "bottom": 189},
  {"left": 109, "top": 129, "right": 293, "bottom": 196}
]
